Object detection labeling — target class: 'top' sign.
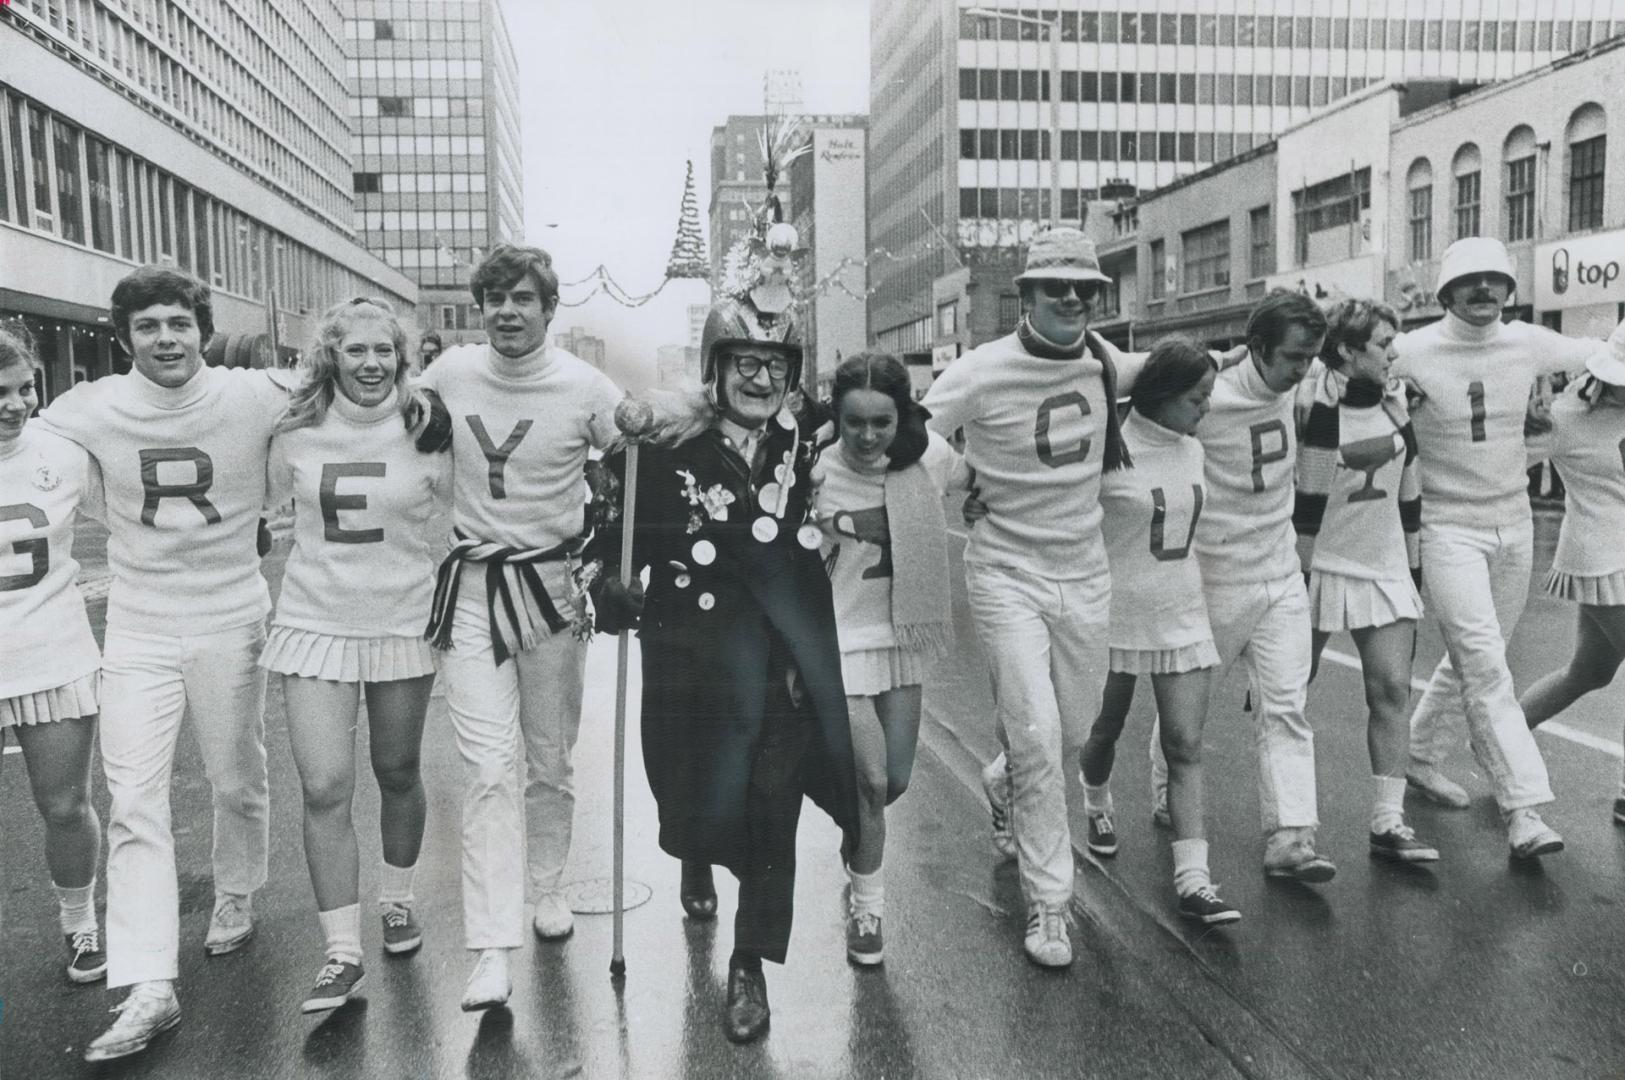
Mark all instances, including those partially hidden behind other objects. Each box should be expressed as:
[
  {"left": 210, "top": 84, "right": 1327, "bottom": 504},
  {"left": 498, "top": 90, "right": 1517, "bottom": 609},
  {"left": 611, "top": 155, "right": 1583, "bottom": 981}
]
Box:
[{"left": 1536, "top": 230, "right": 1625, "bottom": 310}]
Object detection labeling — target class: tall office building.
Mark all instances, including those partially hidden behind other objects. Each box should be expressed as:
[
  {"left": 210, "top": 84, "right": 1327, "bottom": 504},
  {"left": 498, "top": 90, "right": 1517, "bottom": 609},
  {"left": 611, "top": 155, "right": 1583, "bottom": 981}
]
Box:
[
  {"left": 868, "top": 0, "right": 1621, "bottom": 357},
  {"left": 1, "top": 0, "right": 414, "bottom": 402},
  {"left": 343, "top": 0, "right": 523, "bottom": 346}
]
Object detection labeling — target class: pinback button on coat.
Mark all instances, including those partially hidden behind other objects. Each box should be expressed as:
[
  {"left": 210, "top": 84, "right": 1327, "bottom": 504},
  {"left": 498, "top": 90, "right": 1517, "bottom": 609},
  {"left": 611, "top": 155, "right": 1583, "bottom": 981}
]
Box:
[
  {"left": 675, "top": 573, "right": 692, "bottom": 589},
  {"left": 691, "top": 540, "right": 716, "bottom": 565},
  {"left": 797, "top": 524, "right": 822, "bottom": 550},
  {"left": 757, "top": 483, "right": 781, "bottom": 511},
  {"left": 777, "top": 411, "right": 795, "bottom": 429},
  {"left": 697, "top": 592, "right": 715, "bottom": 610},
  {"left": 752, "top": 516, "right": 780, "bottom": 543}
]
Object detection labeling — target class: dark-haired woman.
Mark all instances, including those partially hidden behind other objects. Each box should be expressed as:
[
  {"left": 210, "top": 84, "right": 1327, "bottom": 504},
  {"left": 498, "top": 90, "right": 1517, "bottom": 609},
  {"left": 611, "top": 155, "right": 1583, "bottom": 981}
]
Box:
[
  {"left": 1078, "top": 337, "right": 1238, "bottom": 925},
  {"left": 264, "top": 298, "right": 450, "bottom": 1013},
  {"left": 0, "top": 326, "right": 107, "bottom": 984},
  {"left": 1294, "top": 299, "right": 1436, "bottom": 863},
  {"left": 811, "top": 353, "right": 960, "bottom": 965}
]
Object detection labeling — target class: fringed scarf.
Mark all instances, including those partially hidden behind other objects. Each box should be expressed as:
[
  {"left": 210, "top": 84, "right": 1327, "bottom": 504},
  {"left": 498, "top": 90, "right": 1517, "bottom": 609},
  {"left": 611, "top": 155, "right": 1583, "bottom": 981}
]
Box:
[
  {"left": 1016, "top": 317, "right": 1131, "bottom": 471},
  {"left": 879, "top": 438, "right": 953, "bottom": 657}
]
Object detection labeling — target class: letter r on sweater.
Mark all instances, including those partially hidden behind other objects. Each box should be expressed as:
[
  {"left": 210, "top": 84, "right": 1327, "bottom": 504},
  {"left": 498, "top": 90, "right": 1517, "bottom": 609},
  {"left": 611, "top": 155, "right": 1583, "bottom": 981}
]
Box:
[{"left": 138, "top": 447, "right": 221, "bottom": 526}]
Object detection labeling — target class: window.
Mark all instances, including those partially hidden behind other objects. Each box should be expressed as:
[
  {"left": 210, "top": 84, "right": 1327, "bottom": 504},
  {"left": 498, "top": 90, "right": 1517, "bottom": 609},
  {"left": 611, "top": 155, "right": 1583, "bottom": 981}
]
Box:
[
  {"left": 52, "top": 118, "right": 84, "bottom": 244},
  {"left": 1569, "top": 135, "right": 1606, "bottom": 231},
  {"left": 1292, "top": 167, "right": 1371, "bottom": 265},
  {"left": 1568, "top": 103, "right": 1608, "bottom": 232},
  {"left": 960, "top": 130, "right": 977, "bottom": 159},
  {"left": 1249, "top": 206, "right": 1274, "bottom": 278},
  {"left": 1453, "top": 144, "right": 1482, "bottom": 239},
  {"left": 85, "top": 136, "right": 114, "bottom": 253},
  {"left": 354, "top": 172, "right": 381, "bottom": 193},
  {"left": 1505, "top": 156, "right": 1536, "bottom": 241},
  {"left": 24, "top": 103, "right": 52, "bottom": 232},
  {"left": 378, "top": 97, "right": 410, "bottom": 118},
  {"left": 1407, "top": 159, "right": 1434, "bottom": 261},
  {"left": 1454, "top": 171, "right": 1481, "bottom": 239},
  {"left": 997, "top": 294, "right": 1020, "bottom": 332},
  {"left": 937, "top": 301, "right": 958, "bottom": 336},
  {"left": 1149, "top": 239, "right": 1166, "bottom": 299},
  {"left": 1183, "top": 221, "right": 1230, "bottom": 293}
]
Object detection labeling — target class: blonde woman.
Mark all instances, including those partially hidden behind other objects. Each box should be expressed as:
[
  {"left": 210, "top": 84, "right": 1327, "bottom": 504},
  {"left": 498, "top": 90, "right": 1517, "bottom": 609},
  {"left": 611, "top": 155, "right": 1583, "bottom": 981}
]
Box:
[
  {"left": 264, "top": 298, "right": 450, "bottom": 1013},
  {"left": 0, "top": 325, "right": 106, "bottom": 984}
]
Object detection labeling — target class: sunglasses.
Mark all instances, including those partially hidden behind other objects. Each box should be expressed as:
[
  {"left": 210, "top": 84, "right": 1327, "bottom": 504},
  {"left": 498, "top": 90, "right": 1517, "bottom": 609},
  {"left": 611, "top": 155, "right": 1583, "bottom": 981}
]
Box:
[
  {"left": 1038, "top": 280, "right": 1103, "bottom": 302},
  {"left": 730, "top": 354, "right": 793, "bottom": 381}
]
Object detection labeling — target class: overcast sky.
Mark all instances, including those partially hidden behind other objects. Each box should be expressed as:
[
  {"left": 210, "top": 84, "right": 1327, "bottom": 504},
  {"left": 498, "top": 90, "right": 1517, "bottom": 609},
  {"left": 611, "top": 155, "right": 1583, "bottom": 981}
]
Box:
[{"left": 506, "top": 0, "right": 871, "bottom": 387}]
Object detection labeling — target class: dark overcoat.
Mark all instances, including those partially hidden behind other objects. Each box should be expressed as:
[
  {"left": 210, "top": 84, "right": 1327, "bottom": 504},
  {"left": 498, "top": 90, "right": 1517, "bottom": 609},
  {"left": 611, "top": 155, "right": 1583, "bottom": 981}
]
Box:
[{"left": 594, "top": 410, "right": 860, "bottom": 873}]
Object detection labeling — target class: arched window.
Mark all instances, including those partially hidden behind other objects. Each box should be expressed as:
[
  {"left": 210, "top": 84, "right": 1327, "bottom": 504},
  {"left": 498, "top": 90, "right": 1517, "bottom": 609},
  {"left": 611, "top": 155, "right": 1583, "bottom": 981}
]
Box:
[
  {"left": 1503, "top": 126, "right": 1537, "bottom": 242},
  {"left": 1567, "top": 103, "right": 1606, "bottom": 232},
  {"left": 1453, "top": 143, "right": 1482, "bottom": 239},
  {"left": 1407, "top": 158, "right": 1434, "bottom": 261}
]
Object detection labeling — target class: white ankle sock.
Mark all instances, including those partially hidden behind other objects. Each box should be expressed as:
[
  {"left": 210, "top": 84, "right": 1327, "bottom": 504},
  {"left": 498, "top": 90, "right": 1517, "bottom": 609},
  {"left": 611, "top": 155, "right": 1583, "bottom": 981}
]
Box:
[
  {"left": 1370, "top": 775, "right": 1407, "bottom": 832},
  {"left": 848, "top": 866, "right": 885, "bottom": 917},
  {"left": 1082, "top": 783, "right": 1113, "bottom": 815},
  {"left": 317, "top": 904, "right": 363, "bottom": 965},
  {"left": 54, "top": 879, "right": 96, "bottom": 935},
  {"left": 1171, "top": 838, "right": 1211, "bottom": 896},
  {"left": 379, "top": 861, "right": 417, "bottom": 908}
]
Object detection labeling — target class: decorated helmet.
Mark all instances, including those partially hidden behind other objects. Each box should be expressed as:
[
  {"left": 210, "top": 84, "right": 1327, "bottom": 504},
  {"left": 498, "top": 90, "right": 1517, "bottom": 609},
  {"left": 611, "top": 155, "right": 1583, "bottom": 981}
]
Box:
[{"left": 699, "top": 294, "right": 803, "bottom": 387}]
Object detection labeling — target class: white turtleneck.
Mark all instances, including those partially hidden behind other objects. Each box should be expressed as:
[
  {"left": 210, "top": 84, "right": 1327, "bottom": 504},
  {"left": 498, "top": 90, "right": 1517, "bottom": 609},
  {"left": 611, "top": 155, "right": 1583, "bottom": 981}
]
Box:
[
  {"left": 416, "top": 341, "right": 624, "bottom": 549},
  {"left": 1193, "top": 354, "right": 1301, "bottom": 585},
  {"left": 268, "top": 387, "right": 451, "bottom": 638},
  {"left": 1393, "top": 313, "right": 1597, "bottom": 528},
  {"left": 0, "top": 423, "right": 102, "bottom": 698},
  {"left": 36, "top": 363, "right": 290, "bottom": 632}
]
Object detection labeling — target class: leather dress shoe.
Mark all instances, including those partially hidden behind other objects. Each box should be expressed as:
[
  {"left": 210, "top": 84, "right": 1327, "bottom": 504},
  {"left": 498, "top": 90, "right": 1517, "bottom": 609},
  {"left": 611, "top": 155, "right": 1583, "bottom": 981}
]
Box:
[
  {"left": 724, "top": 962, "right": 770, "bottom": 1043},
  {"left": 680, "top": 860, "right": 717, "bottom": 920}
]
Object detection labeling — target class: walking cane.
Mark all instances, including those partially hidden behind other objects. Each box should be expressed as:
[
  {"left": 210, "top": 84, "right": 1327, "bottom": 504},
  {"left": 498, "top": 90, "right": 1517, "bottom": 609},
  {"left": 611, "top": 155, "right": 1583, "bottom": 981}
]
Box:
[{"left": 609, "top": 397, "right": 654, "bottom": 981}]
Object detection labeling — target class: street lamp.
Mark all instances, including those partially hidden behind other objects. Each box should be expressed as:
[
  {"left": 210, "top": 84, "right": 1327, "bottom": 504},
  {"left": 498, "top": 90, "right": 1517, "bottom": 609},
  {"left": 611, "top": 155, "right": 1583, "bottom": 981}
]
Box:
[{"left": 965, "top": 6, "right": 1062, "bottom": 230}]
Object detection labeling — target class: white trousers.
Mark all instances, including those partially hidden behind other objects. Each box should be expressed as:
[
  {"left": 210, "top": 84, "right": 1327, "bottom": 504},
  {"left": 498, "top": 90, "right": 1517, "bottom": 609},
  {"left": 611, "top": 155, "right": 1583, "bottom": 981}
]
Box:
[
  {"left": 1152, "top": 572, "right": 1319, "bottom": 834},
  {"left": 964, "top": 562, "right": 1109, "bottom": 906},
  {"left": 101, "top": 620, "right": 269, "bottom": 988},
  {"left": 440, "top": 575, "right": 587, "bottom": 950},
  {"left": 1409, "top": 519, "right": 1553, "bottom": 811}
]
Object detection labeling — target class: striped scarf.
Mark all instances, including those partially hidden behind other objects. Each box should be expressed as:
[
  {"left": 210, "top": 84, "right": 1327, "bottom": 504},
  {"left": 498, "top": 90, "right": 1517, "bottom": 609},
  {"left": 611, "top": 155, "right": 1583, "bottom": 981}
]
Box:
[
  {"left": 425, "top": 528, "right": 586, "bottom": 666},
  {"left": 1293, "top": 363, "right": 1422, "bottom": 574}
]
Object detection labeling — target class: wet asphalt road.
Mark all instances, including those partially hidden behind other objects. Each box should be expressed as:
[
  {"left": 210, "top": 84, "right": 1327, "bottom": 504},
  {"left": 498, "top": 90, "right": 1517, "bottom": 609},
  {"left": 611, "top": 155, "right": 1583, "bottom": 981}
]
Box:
[{"left": 3, "top": 510, "right": 1623, "bottom": 1078}]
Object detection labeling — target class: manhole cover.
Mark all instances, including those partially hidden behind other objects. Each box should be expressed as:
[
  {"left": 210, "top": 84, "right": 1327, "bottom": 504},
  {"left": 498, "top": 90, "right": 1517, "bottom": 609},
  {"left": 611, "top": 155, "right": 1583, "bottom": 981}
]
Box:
[{"left": 562, "top": 877, "right": 653, "bottom": 914}]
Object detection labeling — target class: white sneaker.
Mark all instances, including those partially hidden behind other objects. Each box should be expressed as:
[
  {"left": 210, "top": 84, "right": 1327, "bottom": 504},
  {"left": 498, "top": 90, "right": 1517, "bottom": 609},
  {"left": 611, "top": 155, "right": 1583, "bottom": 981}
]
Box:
[
  {"left": 1023, "top": 902, "right": 1073, "bottom": 968},
  {"left": 204, "top": 893, "right": 255, "bottom": 955},
  {"left": 532, "top": 891, "right": 575, "bottom": 941},
  {"left": 980, "top": 755, "right": 1016, "bottom": 860},
  {"left": 84, "top": 983, "right": 181, "bottom": 1062},
  {"left": 1506, "top": 808, "right": 1564, "bottom": 858},
  {"left": 460, "top": 949, "right": 512, "bottom": 1012}
]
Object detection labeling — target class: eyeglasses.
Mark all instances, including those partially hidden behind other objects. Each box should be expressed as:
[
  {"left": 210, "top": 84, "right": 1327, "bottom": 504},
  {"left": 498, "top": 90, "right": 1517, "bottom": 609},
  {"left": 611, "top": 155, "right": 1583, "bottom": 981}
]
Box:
[
  {"left": 1038, "top": 280, "right": 1103, "bottom": 302},
  {"left": 730, "top": 354, "right": 793, "bottom": 381}
]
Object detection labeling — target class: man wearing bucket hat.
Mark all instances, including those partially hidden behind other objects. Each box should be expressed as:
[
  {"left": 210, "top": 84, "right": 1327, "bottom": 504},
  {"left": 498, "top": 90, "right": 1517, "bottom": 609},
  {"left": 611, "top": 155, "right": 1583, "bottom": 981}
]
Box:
[
  {"left": 1518, "top": 323, "right": 1625, "bottom": 821},
  {"left": 924, "top": 226, "right": 1151, "bottom": 966},
  {"left": 590, "top": 281, "right": 859, "bottom": 1044},
  {"left": 1394, "top": 236, "right": 1623, "bottom": 858}
]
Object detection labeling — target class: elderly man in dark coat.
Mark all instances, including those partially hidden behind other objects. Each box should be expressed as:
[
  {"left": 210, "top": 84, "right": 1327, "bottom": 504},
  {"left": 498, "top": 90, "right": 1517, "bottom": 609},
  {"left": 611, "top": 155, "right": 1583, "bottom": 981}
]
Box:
[{"left": 590, "top": 295, "right": 859, "bottom": 1044}]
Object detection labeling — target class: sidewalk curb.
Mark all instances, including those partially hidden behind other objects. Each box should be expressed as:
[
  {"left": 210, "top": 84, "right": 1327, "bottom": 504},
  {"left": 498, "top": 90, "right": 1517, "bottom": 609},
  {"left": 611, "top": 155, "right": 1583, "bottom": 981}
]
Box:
[{"left": 920, "top": 705, "right": 1330, "bottom": 1080}]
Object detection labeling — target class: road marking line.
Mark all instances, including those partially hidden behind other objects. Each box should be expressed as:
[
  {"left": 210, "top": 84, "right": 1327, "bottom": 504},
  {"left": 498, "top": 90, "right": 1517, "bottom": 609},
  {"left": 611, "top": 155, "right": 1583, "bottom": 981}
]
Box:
[
  {"left": 1321, "top": 646, "right": 1623, "bottom": 760},
  {"left": 952, "top": 523, "right": 1624, "bottom": 760}
]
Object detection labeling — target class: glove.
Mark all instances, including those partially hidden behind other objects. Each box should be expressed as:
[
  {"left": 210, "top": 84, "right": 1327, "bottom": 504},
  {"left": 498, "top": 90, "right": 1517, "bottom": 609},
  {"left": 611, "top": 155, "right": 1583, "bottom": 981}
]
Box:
[
  {"left": 594, "top": 576, "right": 644, "bottom": 634},
  {"left": 406, "top": 388, "right": 453, "bottom": 453},
  {"left": 256, "top": 517, "right": 273, "bottom": 558},
  {"left": 962, "top": 487, "right": 989, "bottom": 527}
]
